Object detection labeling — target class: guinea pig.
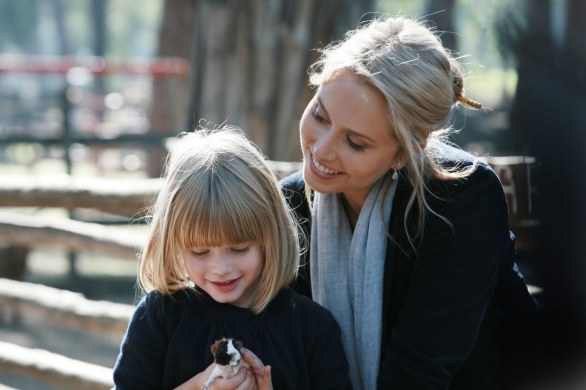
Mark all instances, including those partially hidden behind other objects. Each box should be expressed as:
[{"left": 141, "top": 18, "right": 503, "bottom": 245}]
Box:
[{"left": 201, "top": 337, "right": 250, "bottom": 390}]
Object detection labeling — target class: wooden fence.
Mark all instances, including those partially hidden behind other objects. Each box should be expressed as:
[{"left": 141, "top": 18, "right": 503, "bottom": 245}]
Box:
[
  {"left": 0, "top": 157, "right": 537, "bottom": 388},
  {"left": 0, "top": 161, "right": 301, "bottom": 389}
]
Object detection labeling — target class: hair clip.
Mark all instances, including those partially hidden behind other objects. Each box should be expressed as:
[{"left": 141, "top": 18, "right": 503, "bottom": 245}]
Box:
[{"left": 456, "top": 95, "right": 482, "bottom": 110}]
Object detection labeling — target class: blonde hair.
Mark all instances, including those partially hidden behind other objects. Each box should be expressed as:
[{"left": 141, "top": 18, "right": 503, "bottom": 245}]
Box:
[
  {"left": 308, "top": 15, "right": 477, "bottom": 247},
  {"left": 138, "top": 125, "right": 300, "bottom": 313}
]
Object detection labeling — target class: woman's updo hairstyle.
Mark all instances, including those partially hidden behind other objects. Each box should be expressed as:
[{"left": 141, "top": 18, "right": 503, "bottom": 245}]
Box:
[{"left": 308, "top": 15, "right": 478, "bottom": 247}]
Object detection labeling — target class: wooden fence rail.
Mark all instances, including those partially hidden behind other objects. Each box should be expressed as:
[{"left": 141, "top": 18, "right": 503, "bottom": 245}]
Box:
[
  {"left": 0, "top": 340, "right": 113, "bottom": 390},
  {"left": 0, "top": 278, "right": 130, "bottom": 388},
  {"left": 0, "top": 161, "right": 302, "bottom": 216},
  {"left": 0, "top": 278, "right": 133, "bottom": 339},
  {"left": 0, "top": 211, "right": 143, "bottom": 260}
]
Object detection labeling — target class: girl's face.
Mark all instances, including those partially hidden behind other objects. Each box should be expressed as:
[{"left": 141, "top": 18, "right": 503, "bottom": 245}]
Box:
[
  {"left": 183, "top": 242, "right": 263, "bottom": 308},
  {"left": 299, "top": 71, "right": 401, "bottom": 211}
]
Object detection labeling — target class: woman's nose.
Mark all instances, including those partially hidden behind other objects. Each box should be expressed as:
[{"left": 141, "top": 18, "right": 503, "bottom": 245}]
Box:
[{"left": 313, "top": 131, "right": 336, "bottom": 161}]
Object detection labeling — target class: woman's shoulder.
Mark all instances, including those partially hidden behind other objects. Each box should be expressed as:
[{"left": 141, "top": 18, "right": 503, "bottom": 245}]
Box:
[
  {"left": 279, "top": 171, "right": 305, "bottom": 199},
  {"left": 425, "top": 143, "right": 509, "bottom": 223},
  {"left": 430, "top": 143, "right": 501, "bottom": 189},
  {"left": 279, "top": 171, "right": 311, "bottom": 220}
]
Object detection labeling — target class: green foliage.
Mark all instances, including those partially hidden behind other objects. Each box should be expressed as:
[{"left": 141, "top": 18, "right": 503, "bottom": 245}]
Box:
[
  {"left": 375, "top": 0, "right": 425, "bottom": 17},
  {"left": 0, "top": 0, "right": 41, "bottom": 53},
  {"left": 0, "top": 0, "right": 163, "bottom": 58},
  {"left": 105, "top": 0, "right": 163, "bottom": 59},
  {"left": 375, "top": 0, "right": 519, "bottom": 107}
]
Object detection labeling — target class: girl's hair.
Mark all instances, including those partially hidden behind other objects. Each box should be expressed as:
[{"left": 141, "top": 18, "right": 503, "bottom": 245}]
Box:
[
  {"left": 138, "top": 125, "right": 300, "bottom": 313},
  {"left": 308, "top": 15, "right": 477, "bottom": 247}
]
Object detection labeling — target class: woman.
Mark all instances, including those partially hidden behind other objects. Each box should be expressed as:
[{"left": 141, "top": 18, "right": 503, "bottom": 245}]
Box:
[{"left": 280, "top": 15, "right": 541, "bottom": 389}]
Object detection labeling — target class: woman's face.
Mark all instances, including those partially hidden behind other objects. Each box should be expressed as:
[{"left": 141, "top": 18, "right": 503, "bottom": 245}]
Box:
[{"left": 300, "top": 71, "right": 401, "bottom": 210}]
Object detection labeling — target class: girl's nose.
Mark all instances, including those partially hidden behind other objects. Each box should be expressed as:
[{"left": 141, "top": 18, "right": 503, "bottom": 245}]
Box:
[{"left": 211, "top": 256, "right": 232, "bottom": 275}]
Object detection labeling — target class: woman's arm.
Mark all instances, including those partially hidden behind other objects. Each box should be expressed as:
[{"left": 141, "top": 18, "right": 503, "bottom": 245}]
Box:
[
  {"left": 379, "top": 163, "right": 510, "bottom": 388},
  {"left": 241, "top": 348, "right": 273, "bottom": 390}
]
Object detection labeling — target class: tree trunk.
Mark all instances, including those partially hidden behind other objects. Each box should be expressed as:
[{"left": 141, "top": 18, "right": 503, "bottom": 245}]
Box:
[
  {"left": 183, "top": 0, "right": 375, "bottom": 162},
  {"left": 502, "top": 0, "right": 586, "bottom": 364},
  {"left": 423, "top": 0, "right": 457, "bottom": 51},
  {"left": 91, "top": 0, "right": 107, "bottom": 97},
  {"left": 146, "top": 0, "right": 195, "bottom": 177}
]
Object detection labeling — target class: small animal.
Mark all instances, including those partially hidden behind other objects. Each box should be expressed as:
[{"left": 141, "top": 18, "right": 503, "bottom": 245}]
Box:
[{"left": 201, "top": 337, "right": 249, "bottom": 390}]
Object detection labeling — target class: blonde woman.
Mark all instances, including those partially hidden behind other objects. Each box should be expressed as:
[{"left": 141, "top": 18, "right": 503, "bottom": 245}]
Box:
[
  {"left": 281, "top": 15, "right": 541, "bottom": 389},
  {"left": 114, "top": 127, "right": 351, "bottom": 389}
]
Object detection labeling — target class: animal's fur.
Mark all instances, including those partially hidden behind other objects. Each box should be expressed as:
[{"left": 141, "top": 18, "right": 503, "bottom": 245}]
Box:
[{"left": 201, "top": 338, "right": 249, "bottom": 390}]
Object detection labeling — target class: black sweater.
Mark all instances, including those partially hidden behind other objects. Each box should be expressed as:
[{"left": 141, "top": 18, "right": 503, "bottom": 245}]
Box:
[
  {"left": 281, "top": 144, "right": 541, "bottom": 389},
  {"left": 113, "top": 287, "right": 351, "bottom": 389}
]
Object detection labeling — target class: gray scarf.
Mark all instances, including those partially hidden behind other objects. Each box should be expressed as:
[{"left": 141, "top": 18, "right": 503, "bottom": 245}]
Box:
[{"left": 310, "top": 174, "right": 397, "bottom": 390}]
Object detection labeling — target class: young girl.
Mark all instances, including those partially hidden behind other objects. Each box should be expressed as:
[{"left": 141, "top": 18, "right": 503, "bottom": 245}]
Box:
[{"left": 113, "top": 126, "right": 351, "bottom": 389}]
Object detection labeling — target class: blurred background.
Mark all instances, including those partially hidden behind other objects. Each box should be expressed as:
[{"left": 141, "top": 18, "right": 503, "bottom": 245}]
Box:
[{"left": 0, "top": 0, "right": 585, "bottom": 389}]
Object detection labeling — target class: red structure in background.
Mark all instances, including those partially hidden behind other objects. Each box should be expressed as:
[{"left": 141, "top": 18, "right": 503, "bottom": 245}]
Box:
[{"left": 0, "top": 55, "right": 189, "bottom": 78}]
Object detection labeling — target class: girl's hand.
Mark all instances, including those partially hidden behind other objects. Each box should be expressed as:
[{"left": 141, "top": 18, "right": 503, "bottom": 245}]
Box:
[
  {"left": 173, "top": 362, "right": 256, "bottom": 390},
  {"left": 242, "top": 348, "right": 273, "bottom": 390}
]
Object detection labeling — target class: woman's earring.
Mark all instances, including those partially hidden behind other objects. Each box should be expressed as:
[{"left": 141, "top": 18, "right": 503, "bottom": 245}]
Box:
[{"left": 392, "top": 162, "right": 400, "bottom": 180}]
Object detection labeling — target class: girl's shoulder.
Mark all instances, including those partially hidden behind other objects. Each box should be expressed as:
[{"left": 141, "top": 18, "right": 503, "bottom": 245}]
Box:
[
  {"left": 136, "top": 288, "right": 205, "bottom": 317},
  {"left": 273, "top": 287, "right": 337, "bottom": 323}
]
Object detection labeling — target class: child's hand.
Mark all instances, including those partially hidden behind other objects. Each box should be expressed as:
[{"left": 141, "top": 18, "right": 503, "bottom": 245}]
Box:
[
  {"left": 173, "top": 363, "right": 255, "bottom": 390},
  {"left": 242, "top": 348, "right": 273, "bottom": 390}
]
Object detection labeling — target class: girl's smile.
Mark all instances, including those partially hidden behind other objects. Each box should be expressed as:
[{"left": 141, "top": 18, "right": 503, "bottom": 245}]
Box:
[
  {"left": 183, "top": 242, "right": 262, "bottom": 308},
  {"left": 209, "top": 276, "right": 242, "bottom": 293}
]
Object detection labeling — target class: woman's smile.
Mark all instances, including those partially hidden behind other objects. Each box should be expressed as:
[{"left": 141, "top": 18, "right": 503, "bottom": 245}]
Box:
[
  {"left": 299, "top": 71, "right": 400, "bottom": 212},
  {"left": 310, "top": 152, "right": 340, "bottom": 177}
]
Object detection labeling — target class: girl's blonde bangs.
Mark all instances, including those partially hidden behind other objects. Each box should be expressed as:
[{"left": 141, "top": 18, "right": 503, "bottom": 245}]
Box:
[{"left": 172, "top": 167, "right": 266, "bottom": 251}]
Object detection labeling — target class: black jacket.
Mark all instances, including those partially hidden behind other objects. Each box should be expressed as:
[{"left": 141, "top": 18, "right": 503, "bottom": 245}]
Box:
[
  {"left": 280, "top": 144, "right": 541, "bottom": 389},
  {"left": 113, "top": 287, "right": 351, "bottom": 389}
]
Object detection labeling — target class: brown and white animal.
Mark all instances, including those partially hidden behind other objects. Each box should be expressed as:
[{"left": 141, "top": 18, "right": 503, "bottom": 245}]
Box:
[{"left": 202, "top": 338, "right": 249, "bottom": 390}]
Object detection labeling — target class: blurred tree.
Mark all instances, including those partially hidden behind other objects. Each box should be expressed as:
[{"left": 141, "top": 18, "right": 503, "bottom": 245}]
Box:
[
  {"left": 51, "top": 0, "right": 70, "bottom": 55},
  {"left": 91, "top": 0, "right": 107, "bottom": 96},
  {"left": 423, "top": 0, "right": 456, "bottom": 51},
  {"left": 146, "top": 0, "right": 195, "bottom": 177},
  {"left": 0, "top": 0, "right": 40, "bottom": 53},
  {"left": 147, "top": 0, "right": 376, "bottom": 177},
  {"left": 497, "top": 0, "right": 586, "bottom": 372}
]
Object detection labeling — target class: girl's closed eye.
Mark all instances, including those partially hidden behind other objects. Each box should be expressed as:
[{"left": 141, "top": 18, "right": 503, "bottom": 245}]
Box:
[
  {"left": 230, "top": 243, "right": 251, "bottom": 253},
  {"left": 190, "top": 249, "right": 209, "bottom": 257}
]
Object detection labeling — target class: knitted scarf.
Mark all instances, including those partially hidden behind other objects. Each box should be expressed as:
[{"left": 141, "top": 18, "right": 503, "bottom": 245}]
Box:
[{"left": 310, "top": 174, "right": 397, "bottom": 389}]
